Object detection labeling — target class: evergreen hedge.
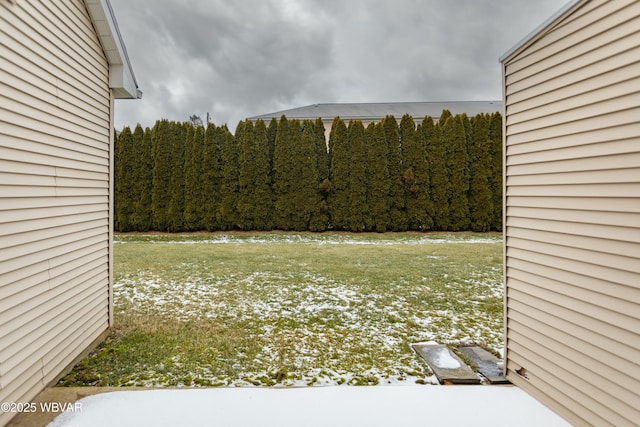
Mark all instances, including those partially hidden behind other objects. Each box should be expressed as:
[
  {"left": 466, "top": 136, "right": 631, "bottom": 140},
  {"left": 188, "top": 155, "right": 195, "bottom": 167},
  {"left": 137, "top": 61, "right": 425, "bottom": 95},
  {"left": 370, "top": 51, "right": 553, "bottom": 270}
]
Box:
[{"left": 114, "top": 111, "right": 503, "bottom": 232}]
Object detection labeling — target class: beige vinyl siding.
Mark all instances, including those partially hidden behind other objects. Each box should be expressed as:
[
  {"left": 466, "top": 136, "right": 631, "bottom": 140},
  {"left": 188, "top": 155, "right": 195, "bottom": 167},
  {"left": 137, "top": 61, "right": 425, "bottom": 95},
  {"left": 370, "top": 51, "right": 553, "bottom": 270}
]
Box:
[
  {"left": 0, "top": 0, "right": 112, "bottom": 424},
  {"left": 502, "top": 0, "right": 640, "bottom": 426}
]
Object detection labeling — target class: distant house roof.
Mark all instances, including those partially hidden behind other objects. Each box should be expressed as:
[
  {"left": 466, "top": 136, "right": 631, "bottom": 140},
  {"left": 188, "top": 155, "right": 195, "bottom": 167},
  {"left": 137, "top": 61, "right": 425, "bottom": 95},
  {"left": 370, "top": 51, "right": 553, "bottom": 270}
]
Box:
[
  {"left": 85, "top": 0, "right": 141, "bottom": 99},
  {"left": 248, "top": 101, "right": 502, "bottom": 122}
]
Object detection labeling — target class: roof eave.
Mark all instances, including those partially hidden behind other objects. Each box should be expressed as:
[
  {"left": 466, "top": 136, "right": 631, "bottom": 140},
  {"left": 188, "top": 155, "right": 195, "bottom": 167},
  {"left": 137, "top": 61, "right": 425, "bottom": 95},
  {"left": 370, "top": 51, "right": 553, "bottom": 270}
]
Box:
[
  {"left": 499, "top": 0, "right": 585, "bottom": 64},
  {"left": 85, "top": 0, "right": 142, "bottom": 99}
]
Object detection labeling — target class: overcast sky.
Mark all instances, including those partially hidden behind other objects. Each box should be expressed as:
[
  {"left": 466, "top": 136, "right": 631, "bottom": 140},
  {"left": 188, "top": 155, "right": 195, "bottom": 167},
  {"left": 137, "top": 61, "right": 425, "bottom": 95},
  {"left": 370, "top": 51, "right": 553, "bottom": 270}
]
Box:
[{"left": 110, "top": 0, "right": 569, "bottom": 131}]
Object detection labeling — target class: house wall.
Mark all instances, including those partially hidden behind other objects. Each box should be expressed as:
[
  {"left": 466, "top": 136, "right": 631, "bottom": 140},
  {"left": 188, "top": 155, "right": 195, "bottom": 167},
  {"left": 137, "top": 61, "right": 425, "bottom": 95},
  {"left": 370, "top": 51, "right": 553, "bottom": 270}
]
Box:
[
  {"left": 0, "top": 1, "right": 113, "bottom": 425},
  {"left": 502, "top": 0, "right": 640, "bottom": 426}
]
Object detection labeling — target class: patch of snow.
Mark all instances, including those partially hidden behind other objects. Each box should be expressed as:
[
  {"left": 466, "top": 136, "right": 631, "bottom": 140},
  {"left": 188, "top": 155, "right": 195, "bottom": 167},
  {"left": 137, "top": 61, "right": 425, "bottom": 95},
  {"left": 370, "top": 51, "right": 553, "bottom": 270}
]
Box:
[
  {"left": 432, "top": 347, "right": 461, "bottom": 369},
  {"left": 47, "top": 386, "right": 571, "bottom": 427}
]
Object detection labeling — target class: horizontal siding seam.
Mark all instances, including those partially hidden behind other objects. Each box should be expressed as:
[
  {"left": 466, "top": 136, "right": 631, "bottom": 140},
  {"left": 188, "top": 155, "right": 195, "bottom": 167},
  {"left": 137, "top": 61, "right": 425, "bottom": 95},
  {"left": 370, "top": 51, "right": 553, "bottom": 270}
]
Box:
[
  {"left": 506, "top": 72, "right": 640, "bottom": 124},
  {"left": 2, "top": 66, "right": 109, "bottom": 126},
  {"left": 507, "top": 287, "right": 640, "bottom": 357},
  {"left": 1, "top": 92, "right": 109, "bottom": 144},
  {"left": 506, "top": 236, "right": 640, "bottom": 274},
  {"left": 506, "top": 45, "right": 640, "bottom": 108},
  {"left": 507, "top": 268, "right": 640, "bottom": 331},
  {"left": 505, "top": 101, "right": 640, "bottom": 138},
  {"left": 1, "top": 287, "right": 108, "bottom": 382},
  {"left": 0, "top": 275, "right": 108, "bottom": 359}
]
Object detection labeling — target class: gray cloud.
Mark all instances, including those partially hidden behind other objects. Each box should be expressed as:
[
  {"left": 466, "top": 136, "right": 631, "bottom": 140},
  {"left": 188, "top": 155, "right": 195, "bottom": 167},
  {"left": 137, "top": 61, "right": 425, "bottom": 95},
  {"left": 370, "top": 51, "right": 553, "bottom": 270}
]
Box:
[{"left": 111, "top": 0, "right": 568, "bottom": 131}]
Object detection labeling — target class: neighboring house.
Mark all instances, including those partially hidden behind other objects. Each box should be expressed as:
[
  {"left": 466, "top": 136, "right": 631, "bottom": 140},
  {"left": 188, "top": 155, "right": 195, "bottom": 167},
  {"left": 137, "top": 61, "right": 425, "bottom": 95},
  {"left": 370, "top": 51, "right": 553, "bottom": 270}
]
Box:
[
  {"left": 500, "top": 0, "right": 639, "bottom": 426},
  {"left": 0, "top": 0, "right": 140, "bottom": 425},
  {"left": 248, "top": 100, "right": 501, "bottom": 139}
]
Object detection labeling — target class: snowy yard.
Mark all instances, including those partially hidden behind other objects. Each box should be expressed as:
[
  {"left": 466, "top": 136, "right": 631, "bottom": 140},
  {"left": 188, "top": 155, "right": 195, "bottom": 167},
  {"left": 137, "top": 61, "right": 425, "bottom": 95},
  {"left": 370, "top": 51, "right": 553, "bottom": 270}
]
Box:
[{"left": 59, "top": 232, "right": 504, "bottom": 388}]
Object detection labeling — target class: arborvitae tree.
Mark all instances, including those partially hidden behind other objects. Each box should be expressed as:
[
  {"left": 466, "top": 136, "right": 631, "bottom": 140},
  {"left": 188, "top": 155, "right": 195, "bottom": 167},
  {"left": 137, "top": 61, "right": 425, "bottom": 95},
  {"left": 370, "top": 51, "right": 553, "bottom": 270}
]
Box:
[
  {"left": 444, "top": 115, "right": 470, "bottom": 231},
  {"left": 314, "top": 117, "right": 329, "bottom": 181},
  {"left": 236, "top": 119, "right": 252, "bottom": 230},
  {"left": 310, "top": 118, "right": 331, "bottom": 231},
  {"left": 468, "top": 114, "right": 493, "bottom": 232},
  {"left": 184, "top": 124, "right": 204, "bottom": 231},
  {"left": 438, "top": 109, "right": 453, "bottom": 127},
  {"left": 488, "top": 112, "right": 503, "bottom": 231},
  {"left": 237, "top": 119, "right": 274, "bottom": 230},
  {"left": 114, "top": 126, "right": 134, "bottom": 231},
  {"left": 253, "top": 119, "right": 275, "bottom": 230},
  {"left": 293, "top": 120, "right": 325, "bottom": 231},
  {"left": 151, "top": 120, "right": 172, "bottom": 231},
  {"left": 347, "top": 120, "right": 368, "bottom": 232},
  {"left": 365, "top": 122, "right": 390, "bottom": 232},
  {"left": 167, "top": 122, "right": 187, "bottom": 232},
  {"left": 314, "top": 117, "right": 331, "bottom": 222},
  {"left": 218, "top": 125, "right": 238, "bottom": 229},
  {"left": 461, "top": 113, "right": 472, "bottom": 153},
  {"left": 422, "top": 117, "right": 450, "bottom": 231},
  {"left": 382, "top": 115, "right": 407, "bottom": 231},
  {"left": 327, "top": 117, "right": 350, "bottom": 230},
  {"left": 267, "top": 118, "right": 278, "bottom": 179},
  {"left": 130, "top": 125, "right": 153, "bottom": 231},
  {"left": 273, "top": 116, "right": 294, "bottom": 229},
  {"left": 202, "top": 123, "right": 221, "bottom": 231},
  {"left": 401, "top": 115, "right": 432, "bottom": 230}
]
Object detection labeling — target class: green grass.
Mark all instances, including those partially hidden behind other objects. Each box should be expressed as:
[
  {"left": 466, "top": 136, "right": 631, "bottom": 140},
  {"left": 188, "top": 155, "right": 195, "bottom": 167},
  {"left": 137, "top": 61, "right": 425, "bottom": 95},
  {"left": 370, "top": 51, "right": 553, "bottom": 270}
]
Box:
[{"left": 58, "top": 231, "right": 503, "bottom": 387}]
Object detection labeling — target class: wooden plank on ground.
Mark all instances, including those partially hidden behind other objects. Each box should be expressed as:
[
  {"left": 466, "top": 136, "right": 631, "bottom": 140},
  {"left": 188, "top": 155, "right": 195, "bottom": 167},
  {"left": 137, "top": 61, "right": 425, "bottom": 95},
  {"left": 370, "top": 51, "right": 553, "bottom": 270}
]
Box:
[
  {"left": 457, "top": 345, "right": 510, "bottom": 384},
  {"left": 412, "top": 343, "right": 480, "bottom": 384}
]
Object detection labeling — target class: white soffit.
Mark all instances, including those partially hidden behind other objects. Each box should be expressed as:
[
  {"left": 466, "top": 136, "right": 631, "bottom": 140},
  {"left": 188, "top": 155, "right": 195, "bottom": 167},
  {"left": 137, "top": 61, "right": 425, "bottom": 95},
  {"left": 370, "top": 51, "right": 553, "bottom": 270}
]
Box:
[{"left": 85, "top": 0, "right": 141, "bottom": 99}]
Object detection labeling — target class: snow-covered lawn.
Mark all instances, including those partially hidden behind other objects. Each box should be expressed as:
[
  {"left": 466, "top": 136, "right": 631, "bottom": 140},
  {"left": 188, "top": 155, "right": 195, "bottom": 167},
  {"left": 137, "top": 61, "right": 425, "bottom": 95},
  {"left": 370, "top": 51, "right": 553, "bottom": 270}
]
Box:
[{"left": 60, "top": 232, "right": 504, "bottom": 388}]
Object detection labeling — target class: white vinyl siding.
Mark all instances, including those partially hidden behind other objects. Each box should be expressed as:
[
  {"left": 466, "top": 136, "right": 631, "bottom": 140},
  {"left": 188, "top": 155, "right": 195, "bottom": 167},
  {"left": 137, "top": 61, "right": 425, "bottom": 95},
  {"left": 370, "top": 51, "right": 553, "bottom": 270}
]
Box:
[
  {"left": 0, "top": 0, "right": 111, "bottom": 424},
  {"left": 502, "top": 1, "right": 640, "bottom": 426}
]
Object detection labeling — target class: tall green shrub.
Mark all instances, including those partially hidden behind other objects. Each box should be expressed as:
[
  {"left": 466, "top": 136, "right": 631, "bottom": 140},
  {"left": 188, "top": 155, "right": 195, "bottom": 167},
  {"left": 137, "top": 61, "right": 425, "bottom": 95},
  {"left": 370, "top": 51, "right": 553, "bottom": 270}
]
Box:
[
  {"left": 327, "top": 117, "right": 349, "bottom": 230},
  {"left": 114, "top": 126, "right": 134, "bottom": 231},
  {"left": 237, "top": 119, "right": 273, "bottom": 230},
  {"left": 444, "top": 115, "right": 470, "bottom": 231},
  {"left": 218, "top": 125, "right": 238, "bottom": 229},
  {"left": 202, "top": 123, "right": 221, "bottom": 231},
  {"left": 151, "top": 120, "right": 172, "bottom": 231},
  {"left": 347, "top": 120, "right": 368, "bottom": 232},
  {"left": 489, "top": 112, "right": 503, "bottom": 231},
  {"left": 427, "top": 116, "right": 449, "bottom": 230},
  {"left": 273, "top": 116, "right": 294, "bottom": 229},
  {"left": 129, "top": 125, "right": 153, "bottom": 231},
  {"left": 295, "top": 120, "right": 326, "bottom": 231},
  {"left": 167, "top": 122, "right": 187, "bottom": 232},
  {"left": 314, "top": 118, "right": 331, "bottom": 224},
  {"left": 468, "top": 114, "right": 493, "bottom": 232},
  {"left": 382, "top": 115, "right": 406, "bottom": 231},
  {"left": 366, "top": 122, "right": 390, "bottom": 232},
  {"left": 184, "top": 124, "right": 204, "bottom": 231},
  {"left": 401, "top": 115, "right": 432, "bottom": 230}
]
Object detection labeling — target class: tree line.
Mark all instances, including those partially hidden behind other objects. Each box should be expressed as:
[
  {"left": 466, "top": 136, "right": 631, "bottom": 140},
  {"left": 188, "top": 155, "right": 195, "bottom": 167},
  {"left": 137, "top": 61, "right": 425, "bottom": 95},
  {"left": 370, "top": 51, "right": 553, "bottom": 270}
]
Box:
[{"left": 114, "top": 111, "right": 502, "bottom": 233}]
